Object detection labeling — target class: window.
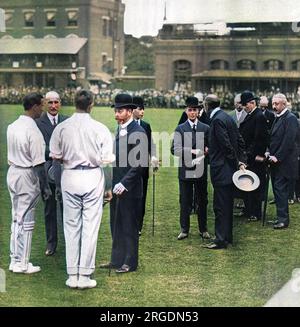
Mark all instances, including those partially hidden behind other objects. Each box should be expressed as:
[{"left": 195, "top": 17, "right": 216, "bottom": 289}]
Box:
[
  {"left": 24, "top": 11, "right": 34, "bottom": 27},
  {"left": 46, "top": 11, "right": 56, "bottom": 27},
  {"left": 210, "top": 60, "right": 229, "bottom": 70},
  {"left": 5, "top": 11, "right": 14, "bottom": 27},
  {"left": 66, "top": 10, "right": 78, "bottom": 27},
  {"left": 173, "top": 60, "right": 192, "bottom": 85},
  {"left": 102, "top": 17, "right": 113, "bottom": 37},
  {"left": 292, "top": 60, "right": 300, "bottom": 71},
  {"left": 264, "top": 60, "right": 283, "bottom": 71},
  {"left": 237, "top": 59, "right": 256, "bottom": 70}
]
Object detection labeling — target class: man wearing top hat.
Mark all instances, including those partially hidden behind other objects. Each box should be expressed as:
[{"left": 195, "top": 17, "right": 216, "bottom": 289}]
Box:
[
  {"left": 239, "top": 91, "right": 269, "bottom": 222},
  {"left": 171, "top": 96, "right": 211, "bottom": 240},
  {"left": 100, "top": 93, "right": 146, "bottom": 273},
  {"left": 132, "top": 96, "right": 159, "bottom": 234},
  {"left": 36, "top": 91, "right": 68, "bottom": 256}
]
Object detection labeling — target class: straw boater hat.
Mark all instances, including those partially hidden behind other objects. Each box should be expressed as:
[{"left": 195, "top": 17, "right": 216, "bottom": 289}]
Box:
[{"left": 232, "top": 169, "right": 260, "bottom": 192}]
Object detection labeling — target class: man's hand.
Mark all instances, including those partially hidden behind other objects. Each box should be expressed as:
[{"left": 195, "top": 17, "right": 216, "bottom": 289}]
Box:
[
  {"left": 55, "top": 186, "right": 62, "bottom": 203},
  {"left": 104, "top": 190, "right": 113, "bottom": 204},
  {"left": 191, "top": 149, "right": 202, "bottom": 156},
  {"left": 113, "top": 183, "right": 127, "bottom": 195},
  {"left": 42, "top": 186, "right": 52, "bottom": 201},
  {"left": 268, "top": 155, "right": 278, "bottom": 163},
  {"left": 255, "top": 155, "right": 265, "bottom": 162},
  {"left": 192, "top": 155, "right": 204, "bottom": 166},
  {"left": 151, "top": 156, "right": 159, "bottom": 172},
  {"left": 238, "top": 162, "right": 247, "bottom": 171}
]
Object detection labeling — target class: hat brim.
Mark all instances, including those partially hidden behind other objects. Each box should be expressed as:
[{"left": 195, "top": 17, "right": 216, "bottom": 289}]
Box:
[
  {"left": 232, "top": 169, "right": 260, "bottom": 192},
  {"left": 111, "top": 103, "right": 137, "bottom": 109}
]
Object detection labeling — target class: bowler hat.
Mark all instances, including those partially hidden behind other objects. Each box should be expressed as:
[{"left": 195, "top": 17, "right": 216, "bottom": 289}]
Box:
[
  {"left": 186, "top": 96, "right": 201, "bottom": 108},
  {"left": 232, "top": 169, "right": 260, "bottom": 192},
  {"left": 111, "top": 93, "right": 137, "bottom": 109},
  {"left": 132, "top": 96, "right": 144, "bottom": 109},
  {"left": 241, "top": 91, "right": 258, "bottom": 106}
]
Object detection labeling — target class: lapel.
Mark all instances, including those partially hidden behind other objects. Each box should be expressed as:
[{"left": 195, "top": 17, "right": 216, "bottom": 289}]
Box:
[
  {"left": 40, "top": 113, "right": 54, "bottom": 138},
  {"left": 271, "top": 111, "right": 289, "bottom": 135}
]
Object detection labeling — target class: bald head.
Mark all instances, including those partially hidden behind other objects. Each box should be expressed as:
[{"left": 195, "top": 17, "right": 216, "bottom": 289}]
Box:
[
  {"left": 204, "top": 94, "right": 220, "bottom": 112},
  {"left": 45, "top": 90, "right": 61, "bottom": 116}
]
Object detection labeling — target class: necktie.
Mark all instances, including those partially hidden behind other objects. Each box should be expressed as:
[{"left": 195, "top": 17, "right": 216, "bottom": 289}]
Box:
[
  {"left": 192, "top": 124, "right": 196, "bottom": 153},
  {"left": 53, "top": 118, "right": 57, "bottom": 127}
]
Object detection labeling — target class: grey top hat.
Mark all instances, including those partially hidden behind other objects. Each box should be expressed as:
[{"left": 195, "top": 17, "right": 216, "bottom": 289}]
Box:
[{"left": 232, "top": 169, "right": 260, "bottom": 192}]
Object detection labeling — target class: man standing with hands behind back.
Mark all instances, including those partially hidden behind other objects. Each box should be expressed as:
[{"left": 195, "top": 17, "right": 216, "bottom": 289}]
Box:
[{"left": 36, "top": 91, "right": 68, "bottom": 256}]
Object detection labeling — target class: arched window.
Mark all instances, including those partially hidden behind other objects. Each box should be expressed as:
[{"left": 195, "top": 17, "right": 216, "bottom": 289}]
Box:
[
  {"left": 264, "top": 59, "right": 284, "bottom": 70},
  {"left": 237, "top": 59, "right": 256, "bottom": 70},
  {"left": 210, "top": 60, "right": 229, "bottom": 70},
  {"left": 173, "top": 60, "right": 191, "bottom": 85},
  {"left": 291, "top": 60, "right": 300, "bottom": 70}
]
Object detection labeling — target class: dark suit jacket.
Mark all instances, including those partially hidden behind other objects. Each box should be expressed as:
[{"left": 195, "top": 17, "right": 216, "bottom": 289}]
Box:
[
  {"left": 209, "top": 109, "right": 246, "bottom": 186},
  {"left": 139, "top": 120, "right": 156, "bottom": 179},
  {"left": 36, "top": 112, "right": 68, "bottom": 160},
  {"left": 113, "top": 120, "right": 145, "bottom": 198},
  {"left": 262, "top": 108, "right": 275, "bottom": 132},
  {"left": 171, "top": 120, "right": 209, "bottom": 181},
  {"left": 239, "top": 107, "right": 269, "bottom": 165},
  {"left": 270, "top": 110, "right": 299, "bottom": 179}
]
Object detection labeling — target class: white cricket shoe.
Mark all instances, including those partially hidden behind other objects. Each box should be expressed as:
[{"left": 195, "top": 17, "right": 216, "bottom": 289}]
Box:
[
  {"left": 9, "top": 262, "right": 16, "bottom": 272},
  {"left": 77, "top": 275, "right": 97, "bottom": 289},
  {"left": 66, "top": 275, "right": 78, "bottom": 289},
  {"left": 13, "top": 262, "right": 41, "bottom": 274}
]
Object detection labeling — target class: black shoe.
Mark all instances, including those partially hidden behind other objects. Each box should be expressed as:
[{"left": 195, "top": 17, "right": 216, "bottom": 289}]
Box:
[
  {"left": 273, "top": 222, "right": 288, "bottom": 230},
  {"left": 115, "top": 264, "right": 133, "bottom": 273},
  {"left": 177, "top": 232, "right": 188, "bottom": 240},
  {"left": 203, "top": 242, "right": 227, "bottom": 250},
  {"left": 45, "top": 249, "right": 55, "bottom": 256},
  {"left": 138, "top": 231, "right": 142, "bottom": 236}
]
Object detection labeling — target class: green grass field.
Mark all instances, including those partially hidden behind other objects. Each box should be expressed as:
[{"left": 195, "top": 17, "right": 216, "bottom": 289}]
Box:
[{"left": 0, "top": 105, "right": 300, "bottom": 307}]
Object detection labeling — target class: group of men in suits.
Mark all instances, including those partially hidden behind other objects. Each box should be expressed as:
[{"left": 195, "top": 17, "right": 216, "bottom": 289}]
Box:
[{"left": 172, "top": 90, "right": 299, "bottom": 249}]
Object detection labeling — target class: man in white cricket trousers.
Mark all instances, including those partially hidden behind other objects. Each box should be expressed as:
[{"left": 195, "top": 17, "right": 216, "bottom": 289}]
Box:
[
  {"left": 50, "top": 90, "right": 114, "bottom": 289},
  {"left": 7, "top": 93, "right": 52, "bottom": 274}
]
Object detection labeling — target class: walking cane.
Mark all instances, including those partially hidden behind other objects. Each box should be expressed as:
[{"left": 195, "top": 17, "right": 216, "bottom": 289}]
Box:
[
  {"left": 262, "top": 162, "right": 271, "bottom": 226},
  {"left": 109, "top": 196, "right": 120, "bottom": 276},
  {"left": 152, "top": 170, "right": 155, "bottom": 236}
]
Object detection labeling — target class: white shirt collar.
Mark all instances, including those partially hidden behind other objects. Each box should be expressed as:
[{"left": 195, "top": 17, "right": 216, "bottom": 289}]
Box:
[
  {"left": 188, "top": 118, "right": 198, "bottom": 128},
  {"left": 276, "top": 108, "right": 288, "bottom": 117},
  {"left": 47, "top": 112, "right": 58, "bottom": 125},
  {"left": 121, "top": 117, "right": 133, "bottom": 129},
  {"left": 135, "top": 119, "right": 141, "bottom": 125},
  {"left": 210, "top": 107, "right": 221, "bottom": 119}
]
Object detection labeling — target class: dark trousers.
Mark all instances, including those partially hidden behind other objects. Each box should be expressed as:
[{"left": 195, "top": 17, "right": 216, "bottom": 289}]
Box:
[
  {"left": 179, "top": 176, "right": 208, "bottom": 234},
  {"left": 271, "top": 172, "right": 289, "bottom": 226},
  {"left": 139, "top": 173, "right": 149, "bottom": 232},
  {"left": 243, "top": 163, "right": 265, "bottom": 219},
  {"left": 44, "top": 182, "right": 62, "bottom": 252},
  {"left": 213, "top": 184, "right": 234, "bottom": 246},
  {"left": 110, "top": 195, "right": 140, "bottom": 270}
]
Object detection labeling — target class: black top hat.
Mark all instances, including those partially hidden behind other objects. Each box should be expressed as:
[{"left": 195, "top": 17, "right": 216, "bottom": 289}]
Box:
[
  {"left": 132, "top": 96, "right": 144, "bottom": 109},
  {"left": 111, "top": 93, "right": 137, "bottom": 109},
  {"left": 185, "top": 96, "right": 201, "bottom": 108},
  {"left": 241, "top": 91, "right": 258, "bottom": 106}
]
